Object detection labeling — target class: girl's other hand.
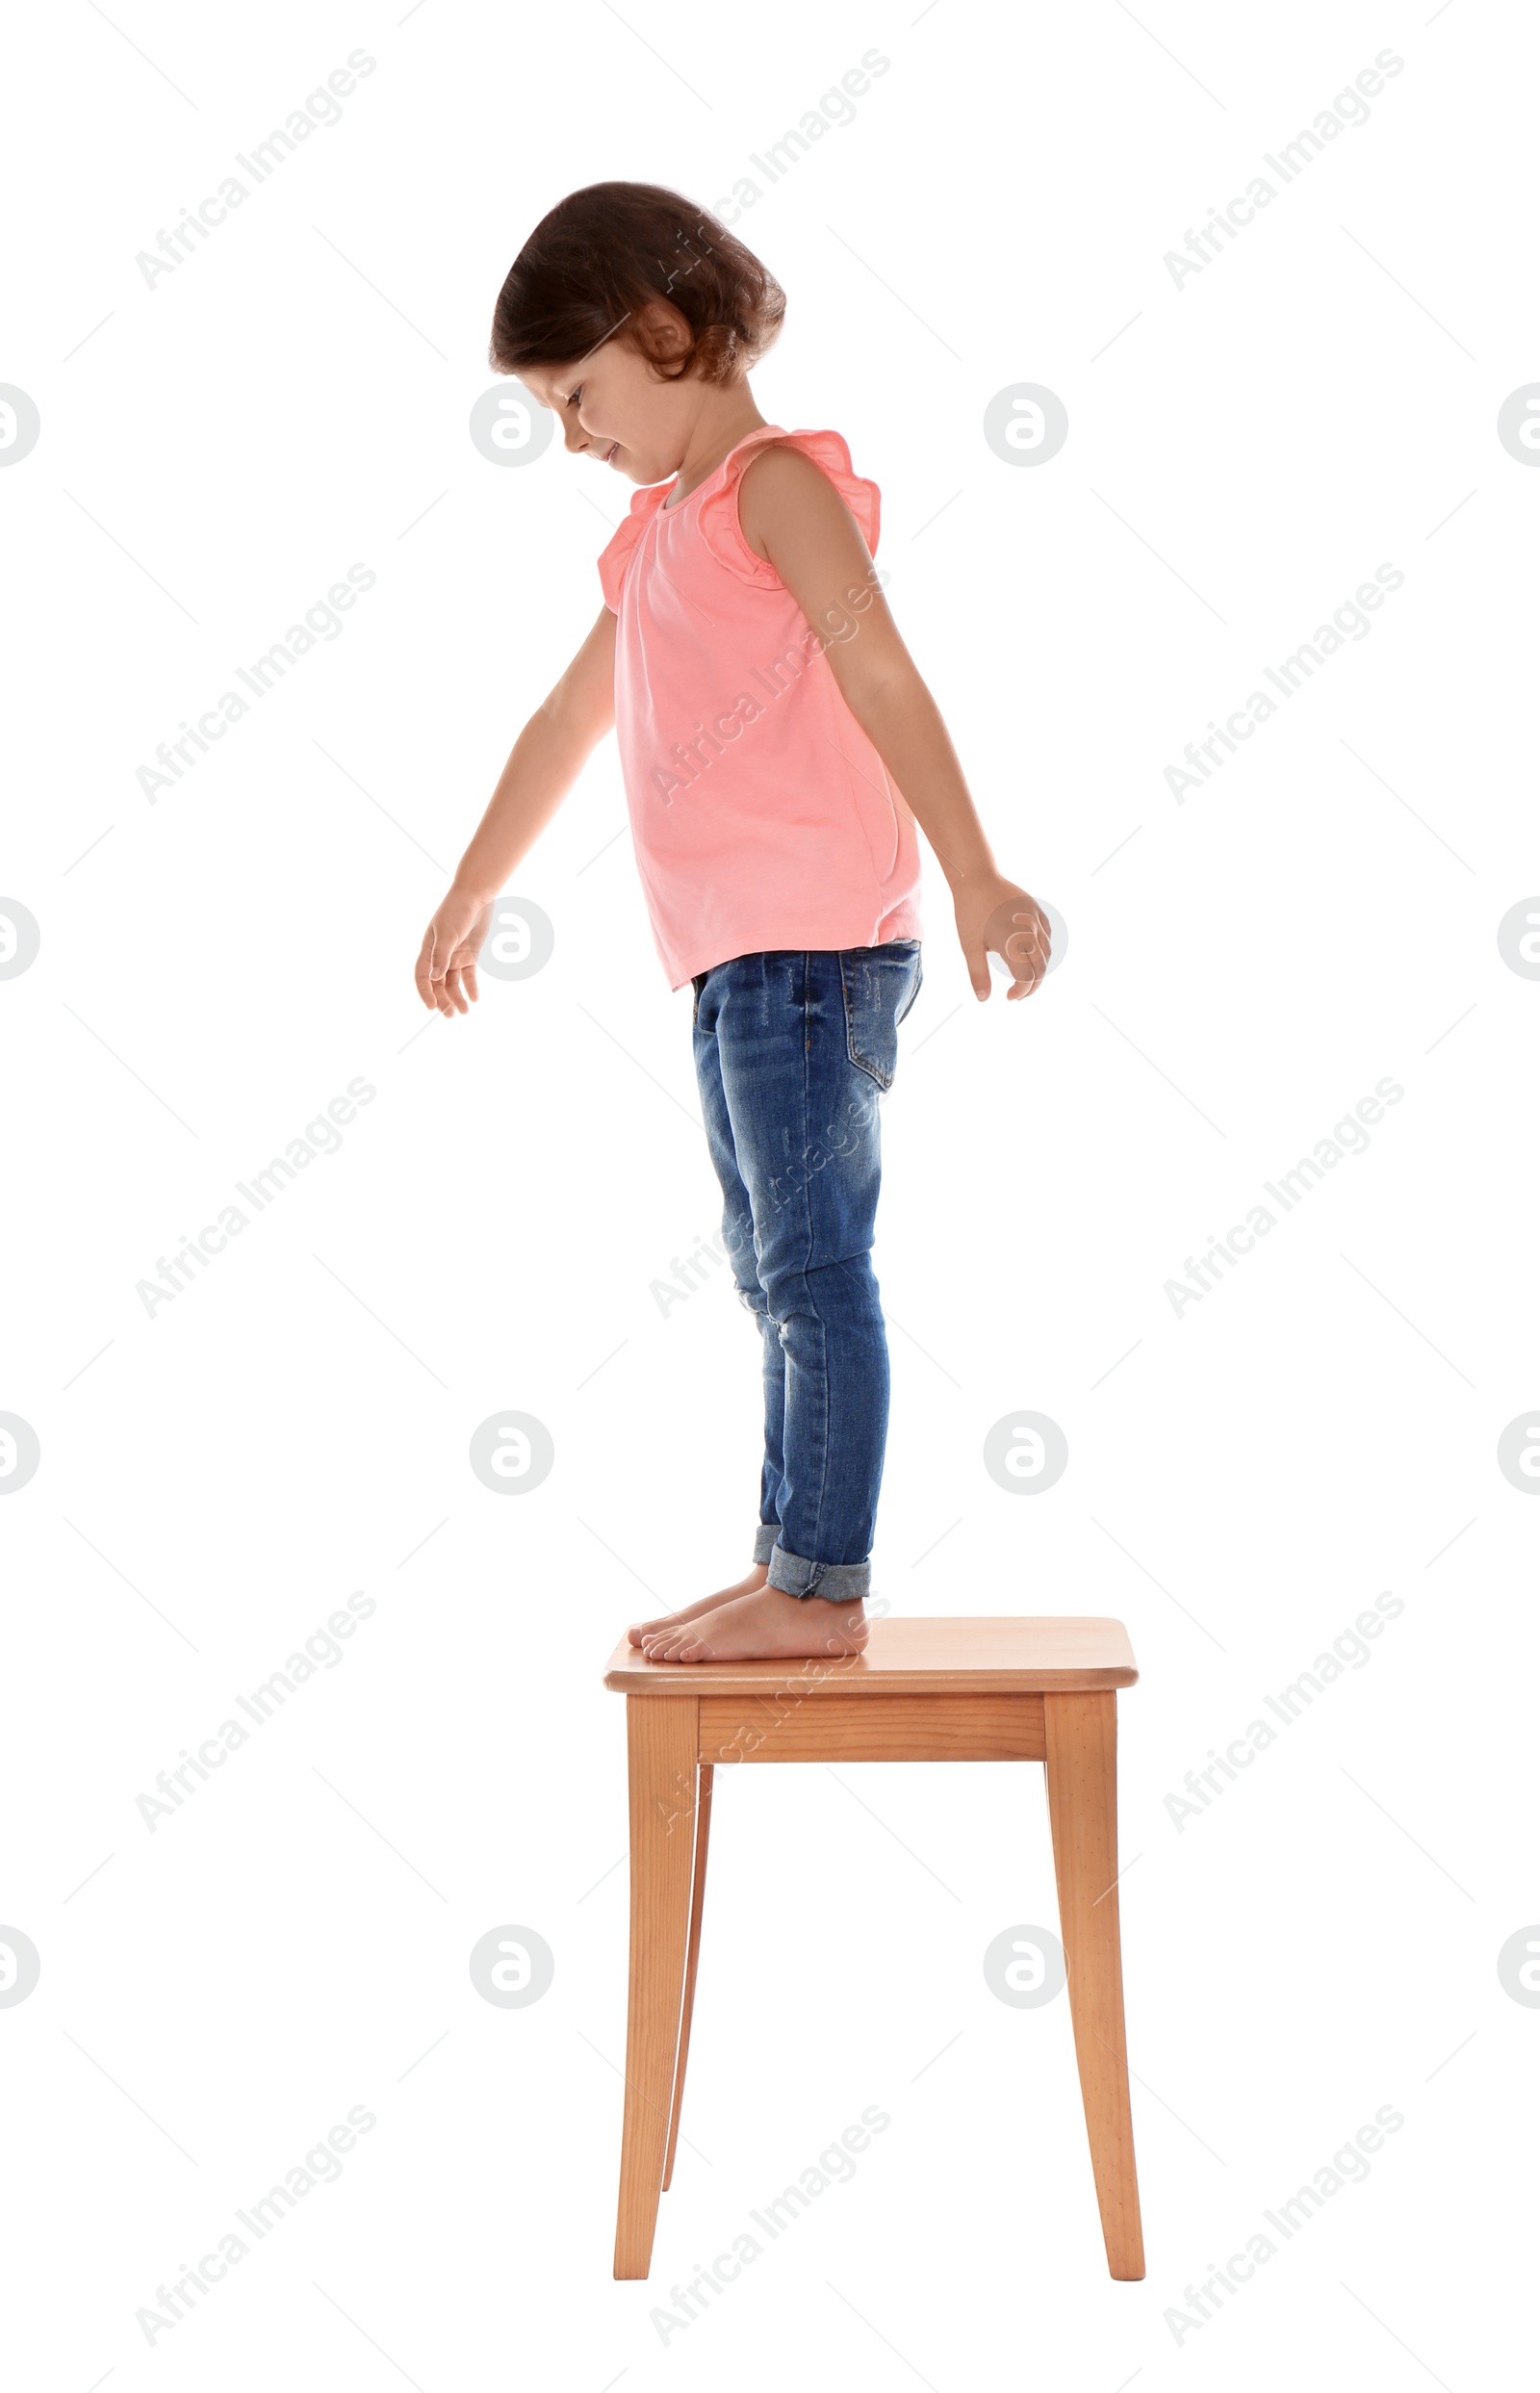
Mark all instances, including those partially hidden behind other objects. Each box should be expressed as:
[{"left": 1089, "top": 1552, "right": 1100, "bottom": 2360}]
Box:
[
  {"left": 956, "top": 877, "right": 1051, "bottom": 1002},
  {"left": 415, "top": 887, "right": 492, "bottom": 1016}
]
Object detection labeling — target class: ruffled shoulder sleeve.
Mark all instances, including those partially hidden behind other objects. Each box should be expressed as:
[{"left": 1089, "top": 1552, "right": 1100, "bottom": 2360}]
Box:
[
  {"left": 597, "top": 481, "right": 669, "bottom": 613},
  {"left": 695, "top": 426, "right": 881, "bottom": 586}
]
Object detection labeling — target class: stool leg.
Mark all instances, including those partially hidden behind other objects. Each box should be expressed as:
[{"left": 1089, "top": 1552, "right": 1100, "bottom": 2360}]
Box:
[
  {"left": 1043, "top": 1690, "right": 1145, "bottom": 2280},
  {"left": 614, "top": 1695, "right": 699, "bottom": 2279},
  {"left": 662, "top": 1761, "right": 713, "bottom": 2193}
]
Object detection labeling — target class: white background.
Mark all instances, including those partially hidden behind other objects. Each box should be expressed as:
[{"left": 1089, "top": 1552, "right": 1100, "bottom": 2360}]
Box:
[{"left": 2, "top": 0, "right": 1535, "bottom": 2384}]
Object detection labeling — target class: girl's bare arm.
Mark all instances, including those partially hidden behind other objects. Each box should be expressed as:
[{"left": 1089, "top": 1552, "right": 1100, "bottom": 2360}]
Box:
[
  {"left": 737, "top": 446, "right": 1048, "bottom": 1000},
  {"left": 416, "top": 605, "right": 617, "bottom": 1015}
]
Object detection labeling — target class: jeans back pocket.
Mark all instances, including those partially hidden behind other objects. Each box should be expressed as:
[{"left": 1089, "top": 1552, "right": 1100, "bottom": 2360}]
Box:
[{"left": 840, "top": 942, "right": 922, "bottom": 1090}]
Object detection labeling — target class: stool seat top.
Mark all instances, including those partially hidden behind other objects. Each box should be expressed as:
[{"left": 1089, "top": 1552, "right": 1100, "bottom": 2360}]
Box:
[{"left": 603, "top": 1615, "right": 1138, "bottom": 1695}]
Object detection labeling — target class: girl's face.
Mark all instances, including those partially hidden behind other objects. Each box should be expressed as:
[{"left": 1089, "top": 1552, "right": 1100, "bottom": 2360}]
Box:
[{"left": 519, "top": 322, "right": 705, "bottom": 489}]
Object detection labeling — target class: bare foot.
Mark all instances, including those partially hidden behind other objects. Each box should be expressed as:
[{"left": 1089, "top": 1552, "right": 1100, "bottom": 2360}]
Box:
[
  {"left": 628, "top": 1562, "right": 768, "bottom": 1647},
  {"left": 642, "top": 1582, "right": 869, "bottom": 1664}
]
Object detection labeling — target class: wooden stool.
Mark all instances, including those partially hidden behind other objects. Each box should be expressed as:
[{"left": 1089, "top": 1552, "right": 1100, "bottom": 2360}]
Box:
[{"left": 602, "top": 1616, "right": 1144, "bottom": 2281}]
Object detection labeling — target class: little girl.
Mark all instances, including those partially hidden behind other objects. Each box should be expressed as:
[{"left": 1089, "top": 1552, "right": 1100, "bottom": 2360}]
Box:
[{"left": 415, "top": 182, "right": 1048, "bottom": 1665}]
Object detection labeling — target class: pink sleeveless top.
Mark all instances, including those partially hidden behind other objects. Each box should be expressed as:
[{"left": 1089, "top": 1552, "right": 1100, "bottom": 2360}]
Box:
[{"left": 597, "top": 425, "right": 923, "bottom": 991}]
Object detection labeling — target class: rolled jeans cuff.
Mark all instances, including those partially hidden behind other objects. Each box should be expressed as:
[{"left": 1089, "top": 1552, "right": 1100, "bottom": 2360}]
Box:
[
  {"left": 752, "top": 1521, "right": 781, "bottom": 1566},
  {"left": 765, "top": 1544, "right": 870, "bottom": 1603}
]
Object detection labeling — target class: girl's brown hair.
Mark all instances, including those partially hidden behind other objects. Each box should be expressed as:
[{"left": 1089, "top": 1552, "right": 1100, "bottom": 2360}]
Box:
[{"left": 490, "top": 182, "right": 785, "bottom": 385}]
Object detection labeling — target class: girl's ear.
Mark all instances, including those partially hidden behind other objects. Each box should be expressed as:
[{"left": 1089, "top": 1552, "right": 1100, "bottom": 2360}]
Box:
[{"left": 633, "top": 296, "right": 693, "bottom": 361}]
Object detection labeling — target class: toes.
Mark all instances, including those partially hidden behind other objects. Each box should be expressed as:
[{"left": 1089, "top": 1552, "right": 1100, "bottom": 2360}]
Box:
[{"left": 639, "top": 1615, "right": 692, "bottom": 1651}]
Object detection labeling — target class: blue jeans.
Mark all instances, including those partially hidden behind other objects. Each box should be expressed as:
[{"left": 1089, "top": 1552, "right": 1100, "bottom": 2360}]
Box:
[{"left": 690, "top": 942, "right": 923, "bottom": 1603}]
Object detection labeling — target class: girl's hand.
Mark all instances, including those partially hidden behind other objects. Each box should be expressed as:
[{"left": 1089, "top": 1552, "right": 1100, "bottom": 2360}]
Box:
[
  {"left": 956, "top": 876, "right": 1051, "bottom": 1002},
  {"left": 415, "top": 887, "right": 492, "bottom": 1016}
]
